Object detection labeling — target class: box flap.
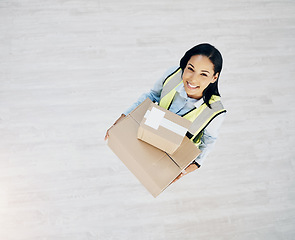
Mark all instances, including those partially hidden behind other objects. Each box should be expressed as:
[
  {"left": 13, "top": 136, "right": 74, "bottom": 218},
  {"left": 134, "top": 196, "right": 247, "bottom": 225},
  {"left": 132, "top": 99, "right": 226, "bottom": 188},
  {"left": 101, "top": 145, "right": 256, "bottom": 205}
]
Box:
[
  {"left": 137, "top": 101, "right": 192, "bottom": 154},
  {"left": 130, "top": 98, "right": 152, "bottom": 123},
  {"left": 170, "top": 137, "right": 201, "bottom": 169}
]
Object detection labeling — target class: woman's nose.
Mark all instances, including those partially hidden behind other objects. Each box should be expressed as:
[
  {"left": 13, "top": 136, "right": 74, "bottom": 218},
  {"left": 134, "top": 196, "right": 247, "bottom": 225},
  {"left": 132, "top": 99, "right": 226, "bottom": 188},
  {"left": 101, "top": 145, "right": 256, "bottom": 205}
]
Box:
[{"left": 190, "top": 73, "right": 200, "bottom": 83}]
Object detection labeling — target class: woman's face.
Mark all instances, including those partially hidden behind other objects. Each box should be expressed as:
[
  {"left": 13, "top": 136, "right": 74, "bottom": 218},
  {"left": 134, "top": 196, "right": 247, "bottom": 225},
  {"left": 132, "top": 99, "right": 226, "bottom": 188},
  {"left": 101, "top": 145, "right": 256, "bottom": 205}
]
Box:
[{"left": 182, "top": 55, "right": 219, "bottom": 99}]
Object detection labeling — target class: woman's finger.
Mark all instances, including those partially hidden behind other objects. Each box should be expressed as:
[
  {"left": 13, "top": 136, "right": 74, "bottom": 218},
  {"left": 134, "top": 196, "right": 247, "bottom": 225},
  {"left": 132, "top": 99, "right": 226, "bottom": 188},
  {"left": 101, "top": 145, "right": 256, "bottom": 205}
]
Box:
[
  {"left": 172, "top": 173, "right": 183, "bottom": 183},
  {"left": 104, "top": 132, "right": 109, "bottom": 141},
  {"left": 104, "top": 128, "right": 111, "bottom": 141}
]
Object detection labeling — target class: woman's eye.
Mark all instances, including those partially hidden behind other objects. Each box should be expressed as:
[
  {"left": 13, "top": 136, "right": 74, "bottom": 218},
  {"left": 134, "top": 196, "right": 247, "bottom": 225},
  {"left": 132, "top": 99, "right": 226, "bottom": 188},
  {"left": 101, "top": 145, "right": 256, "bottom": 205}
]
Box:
[
  {"left": 188, "top": 67, "right": 194, "bottom": 71},
  {"left": 201, "top": 73, "right": 208, "bottom": 77}
]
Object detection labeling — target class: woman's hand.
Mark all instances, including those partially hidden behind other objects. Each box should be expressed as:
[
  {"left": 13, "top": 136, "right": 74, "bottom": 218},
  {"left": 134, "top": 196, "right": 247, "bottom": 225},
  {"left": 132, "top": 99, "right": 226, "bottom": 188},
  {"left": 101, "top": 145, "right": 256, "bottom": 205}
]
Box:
[
  {"left": 104, "top": 114, "right": 126, "bottom": 141},
  {"left": 172, "top": 163, "right": 199, "bottom": 183}
]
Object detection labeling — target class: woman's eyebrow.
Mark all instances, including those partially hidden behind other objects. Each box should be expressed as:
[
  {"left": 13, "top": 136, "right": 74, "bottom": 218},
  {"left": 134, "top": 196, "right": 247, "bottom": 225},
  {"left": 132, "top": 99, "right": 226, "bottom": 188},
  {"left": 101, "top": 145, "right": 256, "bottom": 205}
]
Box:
[
  {"left": 201, "top": 70, "right": 210, "bottom": 73},
  {"left": 188, "top": 63, "right": 195, "bottom": 68}
]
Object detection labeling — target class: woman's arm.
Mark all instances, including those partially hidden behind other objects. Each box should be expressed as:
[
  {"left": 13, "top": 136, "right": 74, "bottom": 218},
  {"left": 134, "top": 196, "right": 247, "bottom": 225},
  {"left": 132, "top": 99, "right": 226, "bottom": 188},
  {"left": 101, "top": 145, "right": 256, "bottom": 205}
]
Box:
[
  {"left": 172, "top": 162, "right": 199, "bottom": 183},
  {"left": 122, "top": 89, "right": 161, "bottom": 116},
  {"left": 195, "top": 112, "right": 226, "bottom": 165},
  {"left": 123, "top": 66, "right": 179, "bottom": 116}
]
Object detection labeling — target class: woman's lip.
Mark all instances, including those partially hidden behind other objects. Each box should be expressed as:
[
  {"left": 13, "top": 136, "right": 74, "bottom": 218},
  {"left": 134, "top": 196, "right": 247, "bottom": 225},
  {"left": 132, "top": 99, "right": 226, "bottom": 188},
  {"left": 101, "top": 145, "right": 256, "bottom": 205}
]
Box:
[{"left": 187, "top": 81, "right": 199, "bottom": 89}]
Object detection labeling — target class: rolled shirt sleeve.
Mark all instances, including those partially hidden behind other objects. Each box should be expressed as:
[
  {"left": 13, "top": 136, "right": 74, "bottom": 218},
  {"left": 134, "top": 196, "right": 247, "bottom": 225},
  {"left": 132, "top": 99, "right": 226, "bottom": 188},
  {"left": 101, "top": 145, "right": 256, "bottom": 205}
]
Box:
[
  {"left": 195, "top": 112, "right": 226, "bottom": 166},
  {"left": 123, "top": 67, "right": 178, "bottom": 116}
]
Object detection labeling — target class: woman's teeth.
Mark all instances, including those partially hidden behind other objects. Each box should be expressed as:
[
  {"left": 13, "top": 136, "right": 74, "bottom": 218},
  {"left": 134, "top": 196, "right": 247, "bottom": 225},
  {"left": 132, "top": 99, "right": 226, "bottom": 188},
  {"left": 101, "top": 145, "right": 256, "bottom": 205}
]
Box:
[{"left": 187, "top": 82, "right": 198, "bottom": 89}]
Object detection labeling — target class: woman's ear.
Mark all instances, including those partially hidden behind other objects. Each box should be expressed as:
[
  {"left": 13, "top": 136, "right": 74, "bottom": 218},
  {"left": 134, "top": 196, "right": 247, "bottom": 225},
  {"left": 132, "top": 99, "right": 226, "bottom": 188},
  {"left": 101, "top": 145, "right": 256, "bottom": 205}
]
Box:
[{"left": 211, "top": 72, "right": 219, "bottom": 83}]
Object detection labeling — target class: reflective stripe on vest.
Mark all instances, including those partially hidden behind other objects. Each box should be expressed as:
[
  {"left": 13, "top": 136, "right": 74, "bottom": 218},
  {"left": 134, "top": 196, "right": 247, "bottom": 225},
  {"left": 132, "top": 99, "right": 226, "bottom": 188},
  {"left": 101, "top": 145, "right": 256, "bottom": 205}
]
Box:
[
  {"left": 159, "top": 67, "right": 226, "bottom": 145},
  {"left": 183, "top": 97, "right": 226, "bottom": 143},
  {"left": 160, "top": 68, "right": 183, "bottom": 110}
]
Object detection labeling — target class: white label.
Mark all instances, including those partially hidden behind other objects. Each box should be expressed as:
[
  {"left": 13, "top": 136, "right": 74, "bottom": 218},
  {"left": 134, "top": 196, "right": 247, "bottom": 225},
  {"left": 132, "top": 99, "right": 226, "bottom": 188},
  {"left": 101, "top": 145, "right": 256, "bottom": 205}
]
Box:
[
  {"left": 144, "top": 107, "right": 187, "bottom": 136},
  {"left": 144, "top": 107, "right": 165, "bottom": 130}
]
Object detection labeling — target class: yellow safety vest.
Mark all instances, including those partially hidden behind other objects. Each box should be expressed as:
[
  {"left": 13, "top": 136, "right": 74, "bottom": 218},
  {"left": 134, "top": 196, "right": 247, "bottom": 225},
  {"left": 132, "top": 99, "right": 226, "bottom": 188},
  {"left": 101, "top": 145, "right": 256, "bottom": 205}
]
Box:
[{"left": 159, "top": 67, "right": 226, "bottom": 145}]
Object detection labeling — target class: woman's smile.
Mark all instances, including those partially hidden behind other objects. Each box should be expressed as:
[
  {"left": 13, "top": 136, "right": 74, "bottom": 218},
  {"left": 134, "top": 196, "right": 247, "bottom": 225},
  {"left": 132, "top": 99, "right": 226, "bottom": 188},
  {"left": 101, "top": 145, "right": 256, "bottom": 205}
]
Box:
[{"left": 186, "top": 81, "right": 200, "bottom": 89}]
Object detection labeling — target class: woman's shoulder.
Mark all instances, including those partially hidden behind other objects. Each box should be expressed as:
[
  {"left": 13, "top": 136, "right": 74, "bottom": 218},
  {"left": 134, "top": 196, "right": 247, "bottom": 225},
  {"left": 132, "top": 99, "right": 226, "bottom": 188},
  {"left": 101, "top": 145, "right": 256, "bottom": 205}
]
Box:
[{"left": 163, "top": 66, "right": 180, "bottom": 77}]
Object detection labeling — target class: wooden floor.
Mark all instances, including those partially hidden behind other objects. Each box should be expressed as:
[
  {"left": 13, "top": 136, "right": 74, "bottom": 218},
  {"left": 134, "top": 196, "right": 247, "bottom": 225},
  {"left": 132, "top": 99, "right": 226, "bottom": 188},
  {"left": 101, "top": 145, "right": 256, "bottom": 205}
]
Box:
[{"left": 1, "top": 0, "right": 295, "bottom": 239}]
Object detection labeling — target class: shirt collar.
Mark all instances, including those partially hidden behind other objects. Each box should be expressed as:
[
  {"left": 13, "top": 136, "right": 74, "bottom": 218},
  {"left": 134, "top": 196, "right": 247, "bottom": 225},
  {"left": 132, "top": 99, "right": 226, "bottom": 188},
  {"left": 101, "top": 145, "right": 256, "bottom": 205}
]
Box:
[{"left": 175, "top": 82, "right": 204, "bottom": 108}]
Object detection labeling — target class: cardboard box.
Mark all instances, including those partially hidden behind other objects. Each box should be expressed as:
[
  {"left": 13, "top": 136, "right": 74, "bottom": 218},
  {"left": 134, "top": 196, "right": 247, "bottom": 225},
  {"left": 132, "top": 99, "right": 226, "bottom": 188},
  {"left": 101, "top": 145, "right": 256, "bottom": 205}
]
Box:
[
  {"left": 107, "top": 98, "right": 201, "bottom": 198},
  {"left": 137, "top": 101, "right": 192, "bottom": 154}
]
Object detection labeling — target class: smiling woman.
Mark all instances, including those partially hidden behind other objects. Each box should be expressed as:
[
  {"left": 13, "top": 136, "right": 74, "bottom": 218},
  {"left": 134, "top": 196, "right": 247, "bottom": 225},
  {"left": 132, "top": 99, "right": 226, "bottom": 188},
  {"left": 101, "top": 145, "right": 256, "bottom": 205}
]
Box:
[
  {"left": 179, "top": 43, "right": 223, "bottom": 107},
  {"left": 182, "top": 55, "right": 219, "bottom": 100},
  {"left": 105, "top": 43, "right": 226, "bottom": 182}
]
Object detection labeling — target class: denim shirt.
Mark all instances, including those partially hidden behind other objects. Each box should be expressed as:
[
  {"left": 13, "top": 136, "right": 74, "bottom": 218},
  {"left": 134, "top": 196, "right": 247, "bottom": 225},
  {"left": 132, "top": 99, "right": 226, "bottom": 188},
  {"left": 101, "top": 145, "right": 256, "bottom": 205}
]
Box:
[{"left": 123, "top": 67, "right": 226, "bottom": 166}]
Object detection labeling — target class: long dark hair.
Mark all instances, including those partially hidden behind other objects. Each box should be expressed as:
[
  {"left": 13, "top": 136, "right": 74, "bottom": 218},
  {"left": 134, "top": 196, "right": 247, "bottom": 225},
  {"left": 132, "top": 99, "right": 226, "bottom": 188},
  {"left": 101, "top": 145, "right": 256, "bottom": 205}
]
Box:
[{"left": 179, "top": 43, "right": 223, "bottom": 108}]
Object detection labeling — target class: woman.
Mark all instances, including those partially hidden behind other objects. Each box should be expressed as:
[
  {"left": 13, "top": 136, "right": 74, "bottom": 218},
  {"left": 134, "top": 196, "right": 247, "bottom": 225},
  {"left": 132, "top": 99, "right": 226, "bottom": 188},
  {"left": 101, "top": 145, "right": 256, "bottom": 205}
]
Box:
[{"left": 105, "top": 43, "right": 226, "bottom": 182}]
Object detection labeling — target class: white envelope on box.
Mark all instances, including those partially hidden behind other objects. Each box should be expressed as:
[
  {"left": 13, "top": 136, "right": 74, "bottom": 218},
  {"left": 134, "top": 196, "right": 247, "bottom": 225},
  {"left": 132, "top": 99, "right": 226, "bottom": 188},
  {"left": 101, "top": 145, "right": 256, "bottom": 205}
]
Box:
[{"left": 137, "top": 102, "right": 192, "bottom": 154}]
